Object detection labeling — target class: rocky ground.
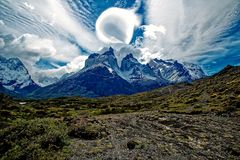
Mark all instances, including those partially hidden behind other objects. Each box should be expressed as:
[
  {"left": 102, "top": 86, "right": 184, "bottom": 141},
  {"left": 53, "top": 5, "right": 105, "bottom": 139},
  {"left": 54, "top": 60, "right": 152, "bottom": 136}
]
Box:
[{"left": 68, "top": 111, "right": 240, "bottom": 160}]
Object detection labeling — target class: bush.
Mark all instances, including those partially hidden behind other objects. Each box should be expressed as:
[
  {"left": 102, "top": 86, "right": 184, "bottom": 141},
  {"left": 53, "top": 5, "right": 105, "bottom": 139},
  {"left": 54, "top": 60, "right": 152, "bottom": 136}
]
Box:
[
  {"left": 0, "top": 118, "right": 69, "bottom": 160},
  {"left": 68, "top": 123, "right": 107, "bottom": 140}
]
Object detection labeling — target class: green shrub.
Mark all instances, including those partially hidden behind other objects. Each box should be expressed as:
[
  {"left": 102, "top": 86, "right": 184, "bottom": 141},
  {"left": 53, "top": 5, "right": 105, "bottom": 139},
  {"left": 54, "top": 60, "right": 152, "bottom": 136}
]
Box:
[
  {"left": 68, "top": 123, "right": 107, "bottom": 140},
  {"left": 0, "top": 118, "right": 69, "bottom": 160}
]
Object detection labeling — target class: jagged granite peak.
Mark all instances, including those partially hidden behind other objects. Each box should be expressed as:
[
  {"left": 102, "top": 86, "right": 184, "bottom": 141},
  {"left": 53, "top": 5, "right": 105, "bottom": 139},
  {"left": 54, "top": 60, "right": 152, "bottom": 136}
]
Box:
[
  {"left": 0, "top": 55, "right": 39, "bottom": 95},
  {"left": 84, "top": 47, "right": 119, "bottom": 71},
  {"left": 119, "top": 54, "right": 167, "bottom": 92},
  {"left": 120, "top": 54, "right": 165, "bottom": 83},
  {"left": 148, "top": 58, "right": 194, "bottom": 83},
  {"left": 120, "top": 53, "right": 140, "bottom": 71},
  {"left": 182, "top": 62, "right": 206, "bottom": 80},
  {"left": 84, "top": 48, "right": 205, "bottom": 85},
  {"left": 103, "top": 47, "right": 114, "bottom": 56},
  {"left": 88, "top": 53, "right": 99, "bottom": 59}
]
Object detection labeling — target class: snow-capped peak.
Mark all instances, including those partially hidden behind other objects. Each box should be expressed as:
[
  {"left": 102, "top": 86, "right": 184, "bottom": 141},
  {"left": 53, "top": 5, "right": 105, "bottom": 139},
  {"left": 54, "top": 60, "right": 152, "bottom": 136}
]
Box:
[
  {"left": 148, "top": 58, "right": 204, "bottom": 83},
  {"left": 84, "top": 47, "right": 119, "bottom": 71},
  {"left": 182, "top": 62, "right": 205, "bottom": 80},
  {"left": 0, "top": 55, "right": 38, "bottom": 93},
  {"left": 83, "top": 47, "right": 205, "bottom": 85},
  {"left": 120, "top": 54, "right": 159, "bottom": 83},
  {"left": 120, "top": 53, "right": 140, "bottom": 71}
]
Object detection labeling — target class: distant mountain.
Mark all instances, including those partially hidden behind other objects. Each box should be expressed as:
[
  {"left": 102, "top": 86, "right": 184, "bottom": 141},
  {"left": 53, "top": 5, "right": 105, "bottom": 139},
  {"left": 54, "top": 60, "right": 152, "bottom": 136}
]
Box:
[
  {"left": 120, "top": 53, "right": 166, "bottom": 92},
  {"left": 0, "top": 56, "right": 39, "bottom": 96},
  {"left": 31, "top": 48, "right": 205, "bottom": 98},
  {"left": 31, "top": 48, "right": 136, "bottom": 98},
  {"left": 31, "top": 65, "right": 135, "bottom": 98},
  {"left": 148, "top": 59, "right": 205, "bottom": 83}
]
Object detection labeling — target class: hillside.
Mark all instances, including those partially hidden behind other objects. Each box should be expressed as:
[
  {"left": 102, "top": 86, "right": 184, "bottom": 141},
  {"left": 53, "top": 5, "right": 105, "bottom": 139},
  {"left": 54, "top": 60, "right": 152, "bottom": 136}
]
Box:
[{"left": 0, "top": 65, "right": 240, "bottom": 159}]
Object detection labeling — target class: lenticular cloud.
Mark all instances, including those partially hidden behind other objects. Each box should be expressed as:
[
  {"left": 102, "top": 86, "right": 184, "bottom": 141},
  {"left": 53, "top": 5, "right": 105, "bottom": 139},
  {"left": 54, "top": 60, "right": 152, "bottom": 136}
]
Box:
[{"left": 96, "top": 7, "right": 140, "bottom": 44}]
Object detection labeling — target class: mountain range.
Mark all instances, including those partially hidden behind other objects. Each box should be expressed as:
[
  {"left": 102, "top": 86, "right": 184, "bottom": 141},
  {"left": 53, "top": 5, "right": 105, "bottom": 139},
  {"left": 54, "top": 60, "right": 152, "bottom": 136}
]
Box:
[{"left": 0, "top": 48, "right": 205, "bottom": 98}]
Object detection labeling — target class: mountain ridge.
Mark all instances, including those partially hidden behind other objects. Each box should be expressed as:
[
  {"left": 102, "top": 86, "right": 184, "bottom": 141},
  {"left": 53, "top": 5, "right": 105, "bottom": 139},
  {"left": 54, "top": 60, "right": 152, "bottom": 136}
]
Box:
[
  {"left": 30, "top": 48, "right": 205, "bottom": 98},
  {"left": 0, "top": 47, "right": 206, "bottom": 98}
]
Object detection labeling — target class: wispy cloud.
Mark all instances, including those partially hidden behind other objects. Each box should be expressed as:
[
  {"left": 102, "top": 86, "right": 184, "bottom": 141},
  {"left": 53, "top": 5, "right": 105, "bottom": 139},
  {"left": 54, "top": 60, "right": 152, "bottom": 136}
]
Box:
[
  {"left": 23, "top": 2, "right": 35, "bottom": 10},
  {"left": 0, "top": 33, "right": 86, "bottom": 86},
  {"left": 141, "top": 0, "right": 240, "bottom": 68},
  {"left": 0, "top": 0, "right": 103, "bottom": 85},
  {"left": 0, "top": 20, "right": 5, "bottom": 26},
  {"left": 0, "top": 0, "right": 103, "bottom": 51}
]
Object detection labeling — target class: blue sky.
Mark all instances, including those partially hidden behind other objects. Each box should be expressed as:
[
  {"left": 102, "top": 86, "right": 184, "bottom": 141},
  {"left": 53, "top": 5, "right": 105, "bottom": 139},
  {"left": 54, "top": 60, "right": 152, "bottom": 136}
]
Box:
[{"left": 0, "top": 0, "right": 239, "bottom": 85}]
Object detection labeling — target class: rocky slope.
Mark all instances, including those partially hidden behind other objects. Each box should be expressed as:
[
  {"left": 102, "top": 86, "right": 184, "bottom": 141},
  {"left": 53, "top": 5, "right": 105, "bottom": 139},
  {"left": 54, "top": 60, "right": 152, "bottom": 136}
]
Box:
[{"left": 68, "top": 111, "right": 240, "bottom": 160}]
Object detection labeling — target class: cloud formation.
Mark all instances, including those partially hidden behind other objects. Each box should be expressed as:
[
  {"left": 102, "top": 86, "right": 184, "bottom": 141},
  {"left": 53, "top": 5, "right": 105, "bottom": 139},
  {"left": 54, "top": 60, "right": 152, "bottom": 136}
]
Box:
[
  {"left": 142, "top": 24, "right": 166, "bottom": 40},
  {"left": 0, "top": 0, "right": 239, "bottom": 85},
  {"left": 0, "top": 33, "right": 87, "bottom": 86},
  {"left": 140, "top": 0, "right": 240, "bottom": 68},
  {"left": 0, "top": 0, "right": 101, "bottom": 85},
  {"left": 0, "top": 0, "right": 102, "bottom": 51},
  {"left": 96, "top": 7, "right": 140, "bottom": 44}
]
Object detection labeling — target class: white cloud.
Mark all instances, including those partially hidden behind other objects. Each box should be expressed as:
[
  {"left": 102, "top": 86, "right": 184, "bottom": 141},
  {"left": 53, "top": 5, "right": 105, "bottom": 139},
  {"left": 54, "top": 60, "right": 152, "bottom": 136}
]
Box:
[
  {"left": 41, "top": 0, "right": 103, "bottom": 51},
  {"left": 110, "top": 43, "right": 142, "bottom": 66},
  {"left": 31, "top": 54, "right": 88, "bottom": 86},
  {"left": 142, "top": 24, "right": 166, "bottom": 40},
  {"left": 0, "top": 20, "right": 4, "bottom": 26},
  {"left": 12, "top": 34, "right": 56, "bottom": 57},
  {"left": 31, "top": 55, "right": 88, "bottom": 86},
  {"left": 96, "top": 7, "right": 140, "bottom": 44},
  {"left": 0, "top": 33, "right": 84, "bottom": 86},
  {"left": 139, "top": 47, "right": 164, "bottom": 63},
  {"left": 0, "top": 0, "right": 103, "bottom": 51},
  {"left": 65, "top": 55, "right": 88, "bottom": 73},
  {"left": 142, "top": 0, "right": 240, "bottom": 63},
  {"left": 23, "top": 2, "right": 35, "bottom": 10}
]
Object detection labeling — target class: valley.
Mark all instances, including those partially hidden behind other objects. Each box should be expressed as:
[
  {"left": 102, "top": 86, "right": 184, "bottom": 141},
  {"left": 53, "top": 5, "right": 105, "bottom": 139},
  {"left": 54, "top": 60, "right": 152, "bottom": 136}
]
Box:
[{"left": 0, "top": 65, "right": 240, "bottom": 159}]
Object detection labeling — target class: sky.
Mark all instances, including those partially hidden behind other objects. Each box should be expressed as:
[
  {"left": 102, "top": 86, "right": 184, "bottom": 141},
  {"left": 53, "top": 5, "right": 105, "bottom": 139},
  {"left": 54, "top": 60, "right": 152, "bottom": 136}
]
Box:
[{"left": 0, "top": 0, "right": 239, "bottom": 86}]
